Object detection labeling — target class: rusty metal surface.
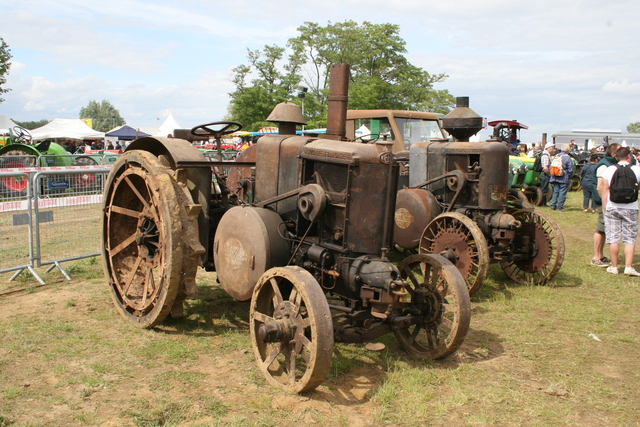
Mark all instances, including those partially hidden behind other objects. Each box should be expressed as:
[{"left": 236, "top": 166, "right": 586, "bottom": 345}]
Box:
[
  {"left": 442, "top": 97, "right": 484, "bottom": 142},
  {"left": 393, "top": 188, "right": 441, "bottom": 250},
  {"left": 325, "top": 64, "right": 350, "bottom": 140},
  {"left": 102, "top": 150, "right": 189, "bottom": 328},
  {"left": 213, "top": 206, "right": 290, "bottom": 301},
  {"left": 249, "top": 266, "right": 334, "bottom": 393}
]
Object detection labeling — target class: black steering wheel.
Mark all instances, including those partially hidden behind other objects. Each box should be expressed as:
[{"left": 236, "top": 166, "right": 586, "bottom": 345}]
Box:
[
  {"left": 13, "top": 126, "right": 32, "bottom": 143},
  {"left": 354, "top": 133, "right": 380, "bottom": 143},
  {"left": 191, "top": 121, "right": 242, "bottom": 140}
]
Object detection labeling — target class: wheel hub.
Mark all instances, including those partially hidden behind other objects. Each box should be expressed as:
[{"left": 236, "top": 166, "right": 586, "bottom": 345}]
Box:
[
  {"left": 258, "top": 318, "right": 295, "bottom": 343},
  {"left": 430, "top": 229, "right": 472, "bottom": 276},
  {"left": 136, "top": 216, "right": 160, "bottom": 262}
]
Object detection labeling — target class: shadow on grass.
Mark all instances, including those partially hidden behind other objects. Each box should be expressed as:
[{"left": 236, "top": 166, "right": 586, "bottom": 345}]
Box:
[{"left": 160, "top": 284, "right": 251, "bottom": 336}]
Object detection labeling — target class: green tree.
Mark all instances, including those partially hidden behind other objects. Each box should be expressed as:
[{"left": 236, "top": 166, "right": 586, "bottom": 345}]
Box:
[
  {"left": 13, "top": 119, "right": 50, "bottom": 130},
  {"left": 79, "top": 100, "right": 124, "bottom": 132},
  {"left": 627, "top": 122, "right": 640, "bottom": 133},
  {"left": 0, "top": 37, "right": 12, "bottom": 103},
  {"left": 227, "top": 45, "right": 303, "bottom": 131},
  {"left": 227, "top": 21, "right": 455, "bottom": 130}
]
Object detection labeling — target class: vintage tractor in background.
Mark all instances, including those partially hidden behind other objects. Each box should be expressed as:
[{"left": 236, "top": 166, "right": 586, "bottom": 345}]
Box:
[
  {"left": 346, "top": 98, "right": 565, "bottom": 295},
  {"left": 101, "top": 64, "right": 471, "bottom": 393},
  {"left": 0, "top": 127, "right": 113, "bottom": 196}
]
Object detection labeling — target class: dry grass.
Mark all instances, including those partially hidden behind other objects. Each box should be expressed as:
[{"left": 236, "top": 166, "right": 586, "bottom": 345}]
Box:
[{"left": 0, "top": 192, "right": 639, "bottom": 426}]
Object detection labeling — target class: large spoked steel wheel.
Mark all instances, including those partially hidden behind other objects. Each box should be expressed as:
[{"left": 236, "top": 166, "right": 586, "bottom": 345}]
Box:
[
  {"left": 102, "top": 150, "right": 186, "bottom": 328},
  {"left": 420, "top": 212, "right": 490, "bottom": 296},
  {"left": 250, "top": 266, "right": 334, "bottom": 393},
  {"left": 394, "top": 253, "right": 471, "bottom": 359},
  {"left": 499, "top": 209, "right": 565, "bottom": 285}
]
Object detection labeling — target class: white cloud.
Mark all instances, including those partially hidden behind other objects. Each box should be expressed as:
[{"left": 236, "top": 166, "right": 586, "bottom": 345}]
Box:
[{"left": 602, "top": 79, "right": 640, "bottom": 94}]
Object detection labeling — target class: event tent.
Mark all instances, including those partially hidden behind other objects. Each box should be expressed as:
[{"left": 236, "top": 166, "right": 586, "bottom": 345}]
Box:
[
  {"left": 30, "top": 119, "right": 105, "bottom": 140},
  {"left": 105, "top": 125, "right": 151, "bottom": 140},
  {"left": 153, "top": 112, "right": 182, "bottom": 137},
  {"left": 0, "top": 115, "right": 19, "bottom": 132}
]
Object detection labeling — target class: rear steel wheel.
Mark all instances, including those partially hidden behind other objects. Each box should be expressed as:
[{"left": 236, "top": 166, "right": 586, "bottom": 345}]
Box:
[
  {"left": 394, "top": 253, "right": 471, "bottom": 359},
  {"left": 420, "top": 212, "right": 489, "bottom": 295},
  {"left": 102, "top": 150, "right": 186, "bottom": 328},
  {"left": 250, "top": 266, "right": 334, "bottom": 393},
  {"left": 499, "top": 209, "right": 565, "bottom": 285}
]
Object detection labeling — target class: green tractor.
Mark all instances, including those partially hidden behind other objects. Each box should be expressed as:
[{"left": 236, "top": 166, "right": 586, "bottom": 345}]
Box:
[{"left": 0, "top": 127, "right": 111, "bottom": 197}]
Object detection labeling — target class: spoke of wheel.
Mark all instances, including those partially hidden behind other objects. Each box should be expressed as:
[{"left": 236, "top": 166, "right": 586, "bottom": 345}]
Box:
[
  {"left": 252, "top": 311, "right": 273, "bottom": 324},
  {"left": 269, "top": 277, "right": 283, "bottom": 307},
  {"left": 124, "top": 175, "right": 151, "bottom": 211},
  {"left": 295, "top": 331, "right": 311, "bottom": 351},
  {"left": 441, "top": 315, "right": 454, "bottom": 330},
  {"left": 142, "top": 267, "right": 151, "bottom": 307},
  {"left": 401, "top": 265, "right": 421, "bottom": 291},
  {"left": 410, "top": 324, "right": 422, "bottom": 343},
  {"left": 287, "top": 347, "right": 296, "bottom": 383},
  {"left": 122, "top": 256, "right": 143, "bottom": 295},
  {"left": 109, "top": 232, "right": 137, "bottom": 257},
  {"left": 262, "top": 343, "right": 282, "bottom": 369}
]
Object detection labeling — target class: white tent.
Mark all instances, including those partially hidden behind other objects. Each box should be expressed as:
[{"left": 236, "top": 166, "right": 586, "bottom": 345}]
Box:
[
  {"left": 0, "top": 115, "right": 19, "bottom": 133},
  {"left": 153, "top": 112, "right": 182, "bottom": 137},
  {"left": 30, "top": 119, "right": 105, "bottom": 140}
]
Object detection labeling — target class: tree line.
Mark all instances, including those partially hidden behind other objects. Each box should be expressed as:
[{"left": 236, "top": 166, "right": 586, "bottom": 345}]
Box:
[{"left": 226, "top": 21, "right": 455, "bottom": 131}]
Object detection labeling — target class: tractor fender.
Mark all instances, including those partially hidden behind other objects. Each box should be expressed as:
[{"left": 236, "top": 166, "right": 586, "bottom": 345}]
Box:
[
  {"left": 125, "top": 136, "right": 212, "bottom": 267},
  {"left": 0, "top": 143, "right": 40, "bottom": 157}
]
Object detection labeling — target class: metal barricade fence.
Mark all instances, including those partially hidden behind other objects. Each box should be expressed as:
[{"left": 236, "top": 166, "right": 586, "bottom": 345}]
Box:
[
  {"left": 33, "top": 167, "right": 111, "bottom": 280},
  {"left": 0, "top": 170, "right": 44, "bottom": 283}
]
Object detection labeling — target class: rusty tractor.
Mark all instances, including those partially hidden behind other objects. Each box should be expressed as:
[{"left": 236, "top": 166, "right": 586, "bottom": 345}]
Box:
[
  {"left": 101, "top": 64, "right": 471, "bottom": 393},
  {"left": 346, "top": 98, "right": 565, "bottom": 295}
]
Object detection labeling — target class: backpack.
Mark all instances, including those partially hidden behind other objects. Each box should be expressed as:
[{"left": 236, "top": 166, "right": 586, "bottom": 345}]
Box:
[
  {"left": 609, "top": 164, "right": 639, "bottom": 203},
  {"left": 533, "top": 155, "right": 543, "bottom": 173},
  {"left": 549, "top": 154, "right": 564, "bottom": 176}
]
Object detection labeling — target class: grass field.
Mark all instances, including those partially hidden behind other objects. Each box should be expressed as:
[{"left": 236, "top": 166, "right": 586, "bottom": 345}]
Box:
[{"left": 0, "top": 191, "right": 639, "bottom": 426}]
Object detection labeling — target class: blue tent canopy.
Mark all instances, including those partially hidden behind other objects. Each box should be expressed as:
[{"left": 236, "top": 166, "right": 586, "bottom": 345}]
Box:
[{"left": 105, "top": 125, "right": 150, "bottom": 140}]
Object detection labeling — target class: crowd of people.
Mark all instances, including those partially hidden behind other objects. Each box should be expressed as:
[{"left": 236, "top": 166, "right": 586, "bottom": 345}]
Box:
[{"left": 526, "top": 139, "right": 640, "bottom": 277}]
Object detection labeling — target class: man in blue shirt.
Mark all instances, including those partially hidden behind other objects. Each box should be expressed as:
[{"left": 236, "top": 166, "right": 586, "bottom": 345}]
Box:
[{"left": 549, "top": 144, "right": 574, "bottom": 212}]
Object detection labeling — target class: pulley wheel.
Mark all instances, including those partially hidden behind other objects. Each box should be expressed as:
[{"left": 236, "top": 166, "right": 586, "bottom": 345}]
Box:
[
  {"left": 213, "top": 206, "right": 290, "bottom": 301},
  {"left": 394, "top": 254, "right": 471, "bottom": 359},
  {"left": 420, "top": 212, "right": 490, "bottom": 295},
  {"left": 102, "top": 150, "right": 187, "bottom": 328},
  {"left": 250, "top": 266, "right": 334, "bottom": 393},
  {"left": 499, "top": 209, "right": 565, "bottom": 285}
]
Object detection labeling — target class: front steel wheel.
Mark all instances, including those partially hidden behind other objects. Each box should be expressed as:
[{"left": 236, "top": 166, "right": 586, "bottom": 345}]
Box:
[
  {"left": 420, "top": 212, "right": 490, "bottom": 295},
  {"left": 250, "top": 266, "right": 334, "bottom": 393},
  {"left": 499, "top": 209, "right": 565, "bottom": 285},
  {"left": 394, "top": 254, "right": 471, "bottom": 359},
  {"left": 102, "top": 150, "right": 186, "bottom": 328}
]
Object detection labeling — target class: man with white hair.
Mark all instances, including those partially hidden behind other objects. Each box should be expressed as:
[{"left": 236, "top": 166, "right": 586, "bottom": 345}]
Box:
[{"left": 549, "top": 144, "right": 574, "bottom": 211}]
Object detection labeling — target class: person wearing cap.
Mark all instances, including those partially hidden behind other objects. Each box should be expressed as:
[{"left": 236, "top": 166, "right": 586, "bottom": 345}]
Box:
[
  {"left": 549, "top": 144, "right": 574, "bottom": 211},
  {"left": 538, "top": 142, "right": 555, "bottom": 207}
]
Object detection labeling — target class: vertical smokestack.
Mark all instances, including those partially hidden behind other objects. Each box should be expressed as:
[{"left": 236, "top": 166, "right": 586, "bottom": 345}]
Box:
[{"left": 325, "top": 64, "right": 350, "bottom": 140}]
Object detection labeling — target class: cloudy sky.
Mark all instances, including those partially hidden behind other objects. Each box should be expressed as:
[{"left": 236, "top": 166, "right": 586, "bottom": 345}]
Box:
[{"left": 0, "top": 0, "right": 638, "bottom": 141}]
